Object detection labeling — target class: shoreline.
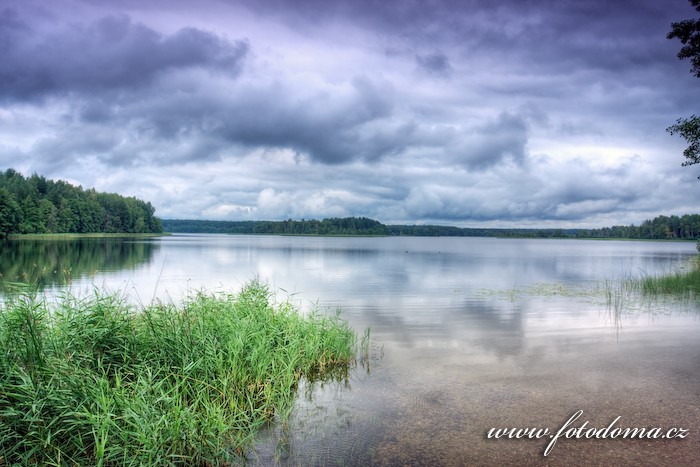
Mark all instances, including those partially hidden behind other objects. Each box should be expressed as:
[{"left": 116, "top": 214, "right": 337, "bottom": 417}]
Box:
[{"left": 6, "top": 232, "right": 170, "bottom": 240}]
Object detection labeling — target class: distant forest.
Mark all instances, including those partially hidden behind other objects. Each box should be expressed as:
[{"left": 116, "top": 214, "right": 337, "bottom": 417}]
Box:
[
  {"left": 163, "top": 214, "right": 700, "bottom": 240},
  {"left": 163, "top": 217, "right": 391, "bottom": 236},
  {"left": 0, "top": 169, "right": 162, "bottom": 237},
  {"left": 2, "top": 166, "right": 696, "bottom": 241}
]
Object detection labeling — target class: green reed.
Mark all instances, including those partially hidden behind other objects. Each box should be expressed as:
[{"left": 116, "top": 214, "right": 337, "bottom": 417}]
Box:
[
  {"left": 637, "top": 256, "right": 700, "bottom": 298},
  {"left": 0, "top": 279, "right": 358, "bottom": 465}
]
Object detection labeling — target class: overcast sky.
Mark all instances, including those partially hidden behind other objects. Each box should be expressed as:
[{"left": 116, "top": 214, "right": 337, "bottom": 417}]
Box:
[{"left": 2, "top": 0, "right": 699, "bottom": 227}]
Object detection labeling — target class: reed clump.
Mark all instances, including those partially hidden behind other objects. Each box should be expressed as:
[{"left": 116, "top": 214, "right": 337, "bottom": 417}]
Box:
[
  {"left": 0, "top": 279, "right": 357, "bottom": 465},
  {"left": 638, "top": 256, "right": 700, "bottom": 298}
]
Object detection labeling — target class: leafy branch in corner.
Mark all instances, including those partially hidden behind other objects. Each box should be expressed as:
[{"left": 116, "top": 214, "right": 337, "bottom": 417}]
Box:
[{"left": 667, "top": 0, "right": 700, "bottom": 176}]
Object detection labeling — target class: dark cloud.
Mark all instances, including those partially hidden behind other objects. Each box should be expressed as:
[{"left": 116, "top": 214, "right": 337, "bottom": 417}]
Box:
[
  {"left": 416, "top": 52, "right": 452, "bottom": 77},
  {"left": 21, "top": 73, "right": 412, "bottom": 167},
  {"left": 2, "top": 0, "right": 699, "bottom": 227},
  {"left": 0, "top": 11, "right": 247, "bottom": 101},
  {"left": 450, "top": 112, "right": 529, "bottom": 170},
  {"left": 0, "top": 8, "right": 27, "bottom": 47},
  {"left": 220, "top": 108, "right": 408, "bottom": 164},
  {"left": 29, "top": 129, "right": 120, "bottom": 173},
  {"left": 242, "top": 0, "right": 693, "bottom": 81},
  {"left": 125, "top": 76, "right": 405, "bottom": 165}
]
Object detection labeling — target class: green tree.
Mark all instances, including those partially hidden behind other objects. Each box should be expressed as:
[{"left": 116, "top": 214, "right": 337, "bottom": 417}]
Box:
[
  {"left": 19, "top": 195, "right": 43, "bottom": 233},
  {"left": 669, "top": 0, "right": 700, "bottom": 78},
  {"left": 0, "top": 187, "right": 21, "bottom": 238},
  {"left": 667, "top": 0, "right": 700, "bottom": 175},
  {"left": 667, "top": 115, "right": 700, "bottom": 171},
  {"left": 0, "top": 169, "right": 163, "bottom": 235},
  {"left": 39, "top": 198, "right": 59, "bottom": 232}
]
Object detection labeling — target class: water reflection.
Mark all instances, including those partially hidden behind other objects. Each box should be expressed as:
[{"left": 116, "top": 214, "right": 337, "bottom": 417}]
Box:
[
  {"left": 2, "top": 234, "right": 699, "bottom": 465},
  {"left": 100, "top": 235, "right": 695, "bottom": 308},
  {"left": 0, "top": 237, "right": 159, "bottom": 292}
]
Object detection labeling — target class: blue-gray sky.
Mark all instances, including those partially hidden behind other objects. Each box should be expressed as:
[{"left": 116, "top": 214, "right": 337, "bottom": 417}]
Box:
[{"left": 1, "top": 0, "right": 699, "bottom": 227}]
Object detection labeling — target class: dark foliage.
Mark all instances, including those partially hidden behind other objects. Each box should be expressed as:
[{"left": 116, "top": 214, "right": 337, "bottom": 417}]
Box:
[
  {"left": 163, "top": 217, "right": 389, "bottom": 236},
  {"left": 668, "top": 0, "right": 700, "bottom": 78},
  {"left": 667, "top": 0, "right": 700, "bottom": 174},
  {"left": 667, "top": 115, "right": 700, "bottom": 170},
  {"left": 163, "top": 214, "right": 700, "bottom": 240},
  {"left": 0, "top": 169, "right": 162, "bottom": 237}
]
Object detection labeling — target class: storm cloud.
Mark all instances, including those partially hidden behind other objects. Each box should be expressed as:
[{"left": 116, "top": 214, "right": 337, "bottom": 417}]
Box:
[
  {"left": 1, "top": 0, "right": 699, "bottom": 227},
  {"left": 0, "top": 10, "right": 248, "bottom": 101}
]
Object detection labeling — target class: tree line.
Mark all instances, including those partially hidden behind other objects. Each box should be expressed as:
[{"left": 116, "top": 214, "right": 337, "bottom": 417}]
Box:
[
  {"left": 2, "top": 164, "right": 695, "bottom": 241},
  {"left": 163, "top": 217, "right": 390, "bottom": 236},
  {"left": 0, "top": 169, "right": 162, "bottom": 237},
  {"left": 163, "top": 214, "right": 700, "bottom": 240},
  {"left": 574, "top": 214, "right": 700, "bottom": 240}
]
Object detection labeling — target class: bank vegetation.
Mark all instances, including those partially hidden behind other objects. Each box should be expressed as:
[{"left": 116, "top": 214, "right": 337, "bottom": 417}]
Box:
[{"left": 0, "top": 280, "right": 358, "bottom": 465}]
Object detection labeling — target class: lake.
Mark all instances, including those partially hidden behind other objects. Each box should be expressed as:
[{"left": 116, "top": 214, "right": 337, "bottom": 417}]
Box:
[{"left": 2, "top": 234, "right": 699, "bottom": 465}]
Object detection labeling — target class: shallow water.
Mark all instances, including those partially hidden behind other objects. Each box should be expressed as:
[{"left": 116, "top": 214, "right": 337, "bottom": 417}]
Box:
[{"left": 2, "top": 235, "right": 699, "bottom": 465}]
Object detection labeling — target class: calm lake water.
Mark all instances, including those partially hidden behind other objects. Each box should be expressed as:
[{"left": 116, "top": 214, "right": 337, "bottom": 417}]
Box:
[{"left": 2, "top": 234, "right": 700, "bottom": 466}]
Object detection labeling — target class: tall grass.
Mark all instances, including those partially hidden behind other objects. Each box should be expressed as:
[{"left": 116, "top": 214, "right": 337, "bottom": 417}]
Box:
[
  {"left": 599, "top": 257, "right": 700, "bottom": 326},
  {"left": 0, "top": 279, "right": 358, "bottom": 465},
  {"left": 638, "top": 256, "right": 700, "bottom": 298}
]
